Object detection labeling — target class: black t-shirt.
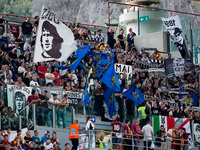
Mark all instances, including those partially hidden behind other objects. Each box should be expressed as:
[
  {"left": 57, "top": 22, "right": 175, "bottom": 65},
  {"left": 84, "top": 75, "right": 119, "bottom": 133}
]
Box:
[
  {"left": 24, "top": 136, "right": 32, "bottom": 144},
  {"left": 21, "top": 22, "right": 33, "bottom": 35},
  {"left": 151, "top": 107, "right": 160, "bottom": 115},
  {"left": 15, "top": 38, "right": 24, "bottom": 48},
  {"left": 117, "top": 34, "right": 125, "bottom": 48},
  {"left": 34, "top": 21, "right": 39, "bottom": 26},
  {"left": 107, "top": 32, "right": 114, "bottom": 43},
  {"left": 161, "top": 109, "right": 169, "bottom": 116},
  {"left": 8, "top": 51, "right": 17, "bottom": 60},
  {"left": 31, "top": 40, "right": 35, "bottom": 47}
]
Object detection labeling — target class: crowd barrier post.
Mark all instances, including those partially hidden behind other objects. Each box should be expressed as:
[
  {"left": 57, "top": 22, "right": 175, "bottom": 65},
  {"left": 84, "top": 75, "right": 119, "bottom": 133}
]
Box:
[
  {"left": 0, "top": 112, "right": 1, "bottom": 129},
  {"left": 72, "top": 107, "right": 75, "bottom": 122},
  {"left": 32, "top": 104, "right": 36, "bottom": 127},
  {"left": 88, "top": 129, "right": 91, "bottom": 148},
  {"left": 191, "top": 119, "right": 195, "bottom": 144},
  {"left": 83, "top": 107, "right": 86, "bottom": 116},
  {"left": 19, "top": 115, "right": 22, "bottom": 130},
  {"left": 52, "top": 105, "right": 56, "bottom": 128}
]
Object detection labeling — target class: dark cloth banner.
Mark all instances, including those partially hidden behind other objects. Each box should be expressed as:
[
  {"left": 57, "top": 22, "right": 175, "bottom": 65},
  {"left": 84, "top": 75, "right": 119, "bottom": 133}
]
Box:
[
  {"left": 165, "top": 58, "right": 185, "bottom": 78},
  {"left": 161, "top": 15, "right": 190, "bottom": 60}
]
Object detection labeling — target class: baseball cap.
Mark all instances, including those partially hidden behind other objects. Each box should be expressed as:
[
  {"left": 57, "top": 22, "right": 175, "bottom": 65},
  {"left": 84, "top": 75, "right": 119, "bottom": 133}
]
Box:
[{"left": 45, "top": 131, "right": 50, "bottom": 135}]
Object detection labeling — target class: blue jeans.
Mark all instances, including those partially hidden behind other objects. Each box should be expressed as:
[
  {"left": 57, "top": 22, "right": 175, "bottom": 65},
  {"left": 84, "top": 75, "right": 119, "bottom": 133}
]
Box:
[
  {"left": 133, "top": 137, "right": 138, "bottom": 150},
  {"left": 47, "top": 111, "right": 52, "bottom": 127},
  {"left": 88, "top": 130, "right": 94, "bottom": 148},
  {"left": 57, "top": 111, "right": 66, "bottom": 128},
  {"left": 40, "top": 107, "right": 48, "bottom": 126},
  {"left": 23, "top": 34, "right": 31, "bottom": 43}
]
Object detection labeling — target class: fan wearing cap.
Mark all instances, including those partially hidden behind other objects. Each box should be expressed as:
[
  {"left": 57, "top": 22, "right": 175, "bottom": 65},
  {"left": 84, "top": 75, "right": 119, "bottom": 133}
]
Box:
[{"left": 41, "top": 131, "right": 51, "bottom": 144}]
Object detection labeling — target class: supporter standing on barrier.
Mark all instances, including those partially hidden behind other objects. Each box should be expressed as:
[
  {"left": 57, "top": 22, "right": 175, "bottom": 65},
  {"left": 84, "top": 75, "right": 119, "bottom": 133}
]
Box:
[
  {"left": 69, "top": 119, "right": 81, "bottom": 150},
  {"left": 86, "top": 116, "right": 95, "bottom": 148},
  {"left": 167, "top": 126, "right": 178, "bottom": 150},
  {"left": 111, "top": 117, "right": 122, "bottom": 150},
  {"left": 123, "top": 119, "right": 132, "bottom": 150},
  {"left": 131, "top": 119, "right": 142, "bottom": 150},
  {"left": 142, "top": 121, "right": 154, "bottom": 150}
]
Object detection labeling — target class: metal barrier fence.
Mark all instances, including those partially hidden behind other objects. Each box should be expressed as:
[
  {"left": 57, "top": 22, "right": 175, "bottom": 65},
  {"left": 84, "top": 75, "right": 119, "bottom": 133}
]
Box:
[{"left": 79, "top": 129, "right": 191, "bottom": 150}]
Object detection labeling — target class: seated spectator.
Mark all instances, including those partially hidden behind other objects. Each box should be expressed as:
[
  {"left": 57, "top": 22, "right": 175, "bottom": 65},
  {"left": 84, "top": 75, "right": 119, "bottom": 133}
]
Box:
[
  {"left": 11, "top": 137, "right": 22, "bottom": 150},
  {"left": 15, "top": 76, "right": 26, "bottom": 86},
  {"left": 15, "top": 129, "right": 22, "bottom": 143},
  {"left": 51, "top": 131, "right": 61, "bottom": 149},
  {"left": 24, "top": 131, "right": 33, "bottom": 144},
  {"left": 43, "top": 139, "right": 53, "bottom": 149},
  {"left": 4, "top": 74, "right": 14, "bottom": 85},
  {"left": 23, "top": 38, "right": 31, "bottom": 51},
  {"left": 0, "top": 134, "right": 10, "bottom": 148},
  {"left": 0, "top": 129, "right": 4, "bottom": 142},
  {"left": 7, "top": 128, "right": 15, "bottom": 143},
  {"left": 30, "top": 75, "right": 40, "bottom": 88},
  {"left": 6, "top": 29, "right": 15, "bottom": 41},
  {"left": 41, "top": 131, "right": 51, "bottom": 144}
]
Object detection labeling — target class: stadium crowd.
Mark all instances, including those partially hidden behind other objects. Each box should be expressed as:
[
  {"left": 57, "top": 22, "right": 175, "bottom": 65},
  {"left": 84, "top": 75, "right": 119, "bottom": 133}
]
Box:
[{"left": 0, "top": 14, "right": 199, "bottom": 150}]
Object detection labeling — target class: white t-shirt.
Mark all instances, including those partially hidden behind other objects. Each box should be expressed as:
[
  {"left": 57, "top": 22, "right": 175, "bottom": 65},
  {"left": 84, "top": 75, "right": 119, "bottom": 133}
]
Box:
[
  {"left": 4, "top": 78, "right": 13, "bottom": 84},
  {"left": 86, "top": 120, "right": 95, "bottom": 131},
  {"left": 49, "top": 98, "right": 59, "bottom": 103},
  {"left": 8, "top": 134, "right": 15, "bottom": 142},
  {"left": 45, "top": 73, "right": 55, "bottom": 84},
  {"left": 30, "top": 80, "right": 40, "bottom": 87},
  {"left": 18, "top": 66, "right": 26, "bottom": 73},
  {"left": 142, "top": 124, "right": 153, "bottom": 140},
  {"left": 167, "top": 129, "right": 173, "bottom": 141},
  {"left": 43, "top": 142, "right": 53, "bottom": 149}
]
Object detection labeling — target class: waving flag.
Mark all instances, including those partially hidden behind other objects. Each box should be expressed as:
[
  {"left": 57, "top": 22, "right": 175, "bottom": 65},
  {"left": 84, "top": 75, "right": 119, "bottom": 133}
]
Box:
[
  {"left": 100, "top": 56, "right": 120, "bottom": 92},
  {"left": 123, "top": 86, "right": 144, "bottom": 107},
  {"left": 74, "top": 44, "right": 93, "bottom": 58},
  {"left": 79, "top": 63, "right": 90, "bottom": 74},
  {"left": 82, "top": 82, "right": 90, "bottom": 107},
  {"left": 179, "top": 88, "right": 198, "bottom": 106},
  {"left": 34, "top": 6, "right": 77, "bottom": 62},
  {"left": 104, "top": 88, "right": 116, "bottom": 118},
  {"left": 97, "top": 59, "right": 112, "bottom": 67},
  {"left": 90, "top": 50, "right": 110, "bottom": 65}
]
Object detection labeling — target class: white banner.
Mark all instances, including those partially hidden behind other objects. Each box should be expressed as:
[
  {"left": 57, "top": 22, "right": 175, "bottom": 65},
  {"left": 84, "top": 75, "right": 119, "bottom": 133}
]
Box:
[
  {"left": 161, "top": 15, "right": 189, "bottom": 59},
  {"left": 114, "top": 64, "right": 134, "bottom": 81},
  {"left": 173, "top": 58, "right": 185, "bottom": 77},
  {"left": 34, "top": 6, "right": 77, "bottom": 62}
]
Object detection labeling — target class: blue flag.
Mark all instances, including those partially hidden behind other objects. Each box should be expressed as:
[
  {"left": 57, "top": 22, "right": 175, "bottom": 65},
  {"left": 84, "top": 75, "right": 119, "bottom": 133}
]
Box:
[
  {"left": 90, "top": 50, "right": 110, "bottom": 65},
  {"left": 100, "top": 54, "right": 120, "bottom": 92},
  {"left": 53, "top": 64, "right": 68, "bottom": 71},
  {"left": 123, "top": 86, "right": 144, "bottom": 107},
  {"left": 79, "top": 63, "right": 90, "bottom": 74},
  {"left": 74, "top": 44, "right": 93, "bottom": 58},
  {"left": 82, "top": 82, "right": 90, "bottom": 107},
  {"left": 104, "top": 88, "right": 116, "bottom": 118},
  {"left": 179, "top": 88, "right": 198, "bottom": 106},
  {"left": 97, "top": 59, "right": 112, "bottom": 67}
]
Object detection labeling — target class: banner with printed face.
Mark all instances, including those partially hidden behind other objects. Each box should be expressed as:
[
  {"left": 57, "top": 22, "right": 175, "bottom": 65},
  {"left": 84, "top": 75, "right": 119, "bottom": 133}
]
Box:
[
  {"left": 161, "top": 15, "right": 190, "bottom": 60},
  {"left": 63, "top": 91, "right": 84, "bottom": 108},
  {"left": 114, "top": 64, "right": 134, "bottom": 81},
  {"left": 34, "top": 6, "right": 77, "bottom": 62},
  {"left": 194, "top": 123, "right": 200, "bottom": 145},
  {"left": 7, "top": 85, "right": 40, "bottom": 119}
]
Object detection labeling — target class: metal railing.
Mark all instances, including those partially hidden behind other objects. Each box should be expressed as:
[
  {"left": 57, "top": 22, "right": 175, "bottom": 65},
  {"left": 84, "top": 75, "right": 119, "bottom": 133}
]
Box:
[{"left": 79, "top": 129, "right": 191, "bottom": 150}]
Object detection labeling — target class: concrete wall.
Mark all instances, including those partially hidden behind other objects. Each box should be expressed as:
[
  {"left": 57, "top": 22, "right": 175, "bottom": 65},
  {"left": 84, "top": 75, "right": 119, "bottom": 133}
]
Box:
[{"left": 134, "top": 31, "right": 169, "bottom": 53}]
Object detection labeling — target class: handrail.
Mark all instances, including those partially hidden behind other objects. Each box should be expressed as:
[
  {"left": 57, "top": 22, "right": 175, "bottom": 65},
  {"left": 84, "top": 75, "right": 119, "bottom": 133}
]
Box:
[{"left": 18, "top": 102, "right": 33, "bottom": 115}]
